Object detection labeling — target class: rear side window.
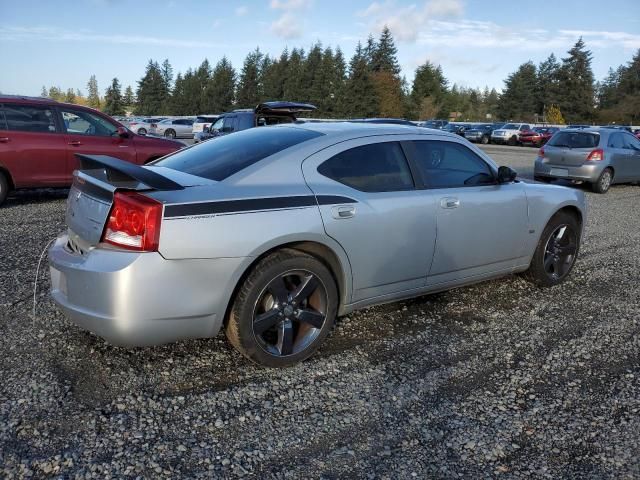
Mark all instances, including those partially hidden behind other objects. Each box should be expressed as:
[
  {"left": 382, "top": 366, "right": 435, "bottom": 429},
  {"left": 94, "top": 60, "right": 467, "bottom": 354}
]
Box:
[
  {"left": 0, "top": 107, "right": 7, "bottom": 130},
  {"left": 548, "top": 132, "right": 599, "bottom": 149},
  {"left": 409, "top": 140, "right": 495, "bottom": 188},
  {"left": 153, "top": 126, "right": 323, "bottom": 181},
  {"left": 318, "top": 142, "right": 414, "bottom": 192},
  {"left": 2, "top": 104, "right": 57, "bottom": 133}
]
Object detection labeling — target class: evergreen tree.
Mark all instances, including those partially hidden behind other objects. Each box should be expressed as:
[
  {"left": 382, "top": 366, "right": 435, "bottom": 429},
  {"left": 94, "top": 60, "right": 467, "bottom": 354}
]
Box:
[
  {"left": 536, "top": 53, "right": 561, "bottom": 115},
  {"left": 169, "top": 73, "right": 189, "bottom": 115},
  {"left": 263, "top": 48, "right": 289, "bottom": 100},
  {"left": 161, "top": 59, "right": 174, "bottom": 91},
  {"left": 363, "top": 34, "right": 377, "bottom": 68},
  {"left": 87, "top": 75, "right": 101, "bottom": 109},
  {"left": 236, "top": 48, "right": 264, "bottom": 107},
  {"left": 557, "top": 38, "right": 595, "bottom": 123},
  {"left": 203, "top": 56, "right": 236, "bottom": 112},
  {"left": 410, "top": 61, "right": 448, "bottom": 119},
  {"left": 48, "top": 86, "right": 64, "bottom": 101},
  {"left": 135, "top": 60, "right": 169, "bottom": 115},
  {"left": 103, "top": 77, "right": 125, "bottom": 116},
  {"left": 343, "top": 42, "right": 378, "bottom": 117},
  {"left": 123, "top": 85, "right": 135, "bottom": 108},
  {"left": 371, "top": 26, "right": 401, "bottom": 76},
  {"left": 497, "top": 62, "right": 538, "bottom": 121},
  {"left": 283, "top": 48, "right": 306, "bottom": 101},
  {"left": 40, "top": 86, "right": 48, "bottom": 97},
  {"left": 64, "top": 88, "right": 76, "bottom": 104}
]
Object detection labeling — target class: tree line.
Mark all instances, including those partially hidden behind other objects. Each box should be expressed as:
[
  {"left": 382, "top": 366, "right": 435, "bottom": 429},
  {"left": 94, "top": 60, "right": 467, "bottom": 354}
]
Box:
[{"left": 40, "top": 29, "right": 640, "bottom": 125}]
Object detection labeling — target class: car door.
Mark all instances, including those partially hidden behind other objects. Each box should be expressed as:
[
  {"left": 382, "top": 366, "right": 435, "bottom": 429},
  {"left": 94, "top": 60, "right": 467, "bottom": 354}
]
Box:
[
  {"left": 0, "top": 102, "right": 68, "bottom": 187},
  {"left": 302, "top": 137, "right": 438, "bottom": 303},
  {"left": 405, "top": 139, "right": 529, "bottom": 286},
  {"left": 607, "top": 132, "right": 631, "bottom": 181},
  {"left": 58, "top": 106, "right": 137, "bottom": 179},
  {"left": 622, "top": 133, "right": 640, "bottom": 180}
]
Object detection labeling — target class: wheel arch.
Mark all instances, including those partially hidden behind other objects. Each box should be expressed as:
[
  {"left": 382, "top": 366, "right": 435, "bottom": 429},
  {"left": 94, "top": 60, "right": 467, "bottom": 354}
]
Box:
[
  {"left": 0, "top": 165, "right": 15, "bottom": 190},
  {"left": 222, "top": 238, "right": 353, "bottom": 327}
]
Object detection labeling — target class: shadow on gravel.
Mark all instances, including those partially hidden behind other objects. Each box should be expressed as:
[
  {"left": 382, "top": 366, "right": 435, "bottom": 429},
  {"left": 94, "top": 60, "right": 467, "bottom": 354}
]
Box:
[{"left": 1, "top": 189, "right": 69, "bottom": 208}]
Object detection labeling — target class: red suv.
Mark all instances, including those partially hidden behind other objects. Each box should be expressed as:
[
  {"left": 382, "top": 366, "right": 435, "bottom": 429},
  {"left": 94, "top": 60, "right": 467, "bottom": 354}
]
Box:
[{"left": 0, "top": 96, "right": 183, "bottom": 205}]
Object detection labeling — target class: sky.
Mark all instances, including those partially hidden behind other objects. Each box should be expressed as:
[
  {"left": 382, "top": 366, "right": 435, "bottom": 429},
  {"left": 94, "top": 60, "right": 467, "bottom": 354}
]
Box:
[{"left": 2, "top": 0, "right": 639, "bottom": 97}]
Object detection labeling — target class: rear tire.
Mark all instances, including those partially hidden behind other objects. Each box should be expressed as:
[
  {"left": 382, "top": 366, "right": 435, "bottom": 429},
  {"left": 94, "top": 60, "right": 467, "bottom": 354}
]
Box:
[
  {"left": 226, "top": 249, "right": 338, "bottom": 367},
  {"left": 592, "top": 168, "right": 613, "bottom": 194},
  {"left": 481, "top": 135, "right": 489, "bottom": 145},
  {"left": 137, "top": 128, "right": 147, "bottom": 135},
  {"left": 165, "top": 129, "right": 176, "bottom": 139},
  {"left": 0, "top": 171, "right": 9, "bottom": 206},
  {"left": 523, "top": 211, "right": 580, "bottom": 287}
]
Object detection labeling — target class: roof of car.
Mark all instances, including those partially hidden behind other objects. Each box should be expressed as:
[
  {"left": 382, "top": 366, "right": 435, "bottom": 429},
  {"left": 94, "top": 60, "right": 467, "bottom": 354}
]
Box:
[{"left": 281, "top": 120, "right": 458, "bottom": 139}]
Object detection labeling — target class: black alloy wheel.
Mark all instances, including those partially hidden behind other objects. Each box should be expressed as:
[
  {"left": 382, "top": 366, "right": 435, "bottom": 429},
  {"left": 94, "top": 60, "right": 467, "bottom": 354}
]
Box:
[
  {"left": 542, "top": 224, "right": 578, "bottom": 281},
  {"left": 252, "top": 270, "right": 328, "bottom": 357}
]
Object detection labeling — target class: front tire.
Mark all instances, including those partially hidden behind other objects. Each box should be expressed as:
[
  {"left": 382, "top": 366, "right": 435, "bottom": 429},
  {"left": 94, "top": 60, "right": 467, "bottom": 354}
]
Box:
[
  {"left": 226, "top": 249, "right": 338, "bottom": 367},
  {"left": 0, "top": 171, "right": 9, "bottom": 206},
  {"left": 592, "top": 168, "right": 613, "bottom": 194},
  {"left": 508, "top": 135, "right": 517, "bottom": 146},
  {"left": 523, "top": 211, "right": 580, "bottom": 287},
  {"left": 164, "top": 129, "right": 176, "bottom": 139},
  {"left": 481, "top": 135, "right": 489, "bottom": 145}
]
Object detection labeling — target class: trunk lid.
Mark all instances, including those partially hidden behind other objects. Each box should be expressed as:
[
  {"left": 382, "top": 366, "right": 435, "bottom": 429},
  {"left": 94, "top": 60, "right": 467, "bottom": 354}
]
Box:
[
  {"left": 544, "top": 131, "right": 601, "bottom": 167},
  {"left": 65, "top": 154, "right": 210, "bottom": 250}
]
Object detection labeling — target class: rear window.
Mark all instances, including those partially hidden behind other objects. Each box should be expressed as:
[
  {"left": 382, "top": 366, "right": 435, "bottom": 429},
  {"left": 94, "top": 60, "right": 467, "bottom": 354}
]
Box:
[
  {"left": 153, "top": 126, "right": 323, "bottom": 181},
  {"left": 548, "top": 132, "right": 599, "bottom": 149},
  {"left": 195, "top": 116, "right": 217, "bottom": 123}
]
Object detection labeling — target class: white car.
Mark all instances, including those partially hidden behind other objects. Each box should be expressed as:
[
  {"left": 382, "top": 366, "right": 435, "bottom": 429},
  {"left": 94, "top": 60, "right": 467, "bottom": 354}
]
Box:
[
  {"left": 192, "top": 115, "right": 219, "bottom": 140},
  {"left": 150, "top": 117, "right": 195, "bottom": 139},
  {"left": 491, "top": 123, "right": 531, "bottom": 146}
]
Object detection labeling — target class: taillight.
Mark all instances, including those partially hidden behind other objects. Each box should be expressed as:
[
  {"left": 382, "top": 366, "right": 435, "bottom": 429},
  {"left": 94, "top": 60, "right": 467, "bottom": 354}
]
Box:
[
  {"left": 102, "top": 192, "right": 162, "bottom": 251},
  {"left": 586, "top": 148, "right": 604, "bottom": 161},
  {"left": 538, "top": 147, "right": 545, "bottom": 157}
]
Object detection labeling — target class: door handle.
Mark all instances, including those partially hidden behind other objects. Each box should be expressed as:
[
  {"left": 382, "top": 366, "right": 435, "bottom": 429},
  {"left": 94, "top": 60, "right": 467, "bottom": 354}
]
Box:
[
  {"left": 331, "top": 205, "right": 356, "bottom": 219},
  {"left": 440, "top": 197, "right": 460, "bottom": 209},
  {"left": 68, "top": 141, "right": 82, "bottom": 146},
  {"left": 0, "top": 137, "right": 9, "bottom": 143}
]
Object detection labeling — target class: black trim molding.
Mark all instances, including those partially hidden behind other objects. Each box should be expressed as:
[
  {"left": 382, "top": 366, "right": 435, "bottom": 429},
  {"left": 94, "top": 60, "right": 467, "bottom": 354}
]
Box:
[{"left": 164, "top": 195, "right": 357, "bottom": 218}]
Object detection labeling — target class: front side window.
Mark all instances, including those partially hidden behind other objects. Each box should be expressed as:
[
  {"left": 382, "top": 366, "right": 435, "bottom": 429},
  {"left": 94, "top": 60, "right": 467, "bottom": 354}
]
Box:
[
  {"left": 222, "top": 116, "right": 237, "bottom": 133},
  {"left": 211, "top": 117, "right": 224, "bottom": 131},
  {"left": 318, "top": 142, "right": 414, "bottom": 193},
  {"left": 410, "top": 140, "right": 495, "bottom": 188},
  {"left": 623, "top": 133, "right": 640, "bottom": 151},
  {"left": 60, "top": 108, "right": 117, "bottom": 136},
  {"left": 1, "top": 104, "right": 57, "bottom": 133},
  {"left": 520, "top": 125, "right": 530, "bottom": 131}
]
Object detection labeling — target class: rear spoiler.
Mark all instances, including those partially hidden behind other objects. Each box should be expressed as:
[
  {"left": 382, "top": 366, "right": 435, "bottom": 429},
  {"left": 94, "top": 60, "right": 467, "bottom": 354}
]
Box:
[{"left": 76, "top": 154, "right": 184, "bottom": 191}]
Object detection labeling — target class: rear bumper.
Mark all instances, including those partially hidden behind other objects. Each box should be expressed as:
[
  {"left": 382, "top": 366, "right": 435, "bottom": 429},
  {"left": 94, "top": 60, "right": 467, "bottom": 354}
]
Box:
[
  {"left": 534, "top": 158, "right": 604, "bottom": 182},
  {"left": 48, "top": 235, "right": 246, "bottom": 347}
]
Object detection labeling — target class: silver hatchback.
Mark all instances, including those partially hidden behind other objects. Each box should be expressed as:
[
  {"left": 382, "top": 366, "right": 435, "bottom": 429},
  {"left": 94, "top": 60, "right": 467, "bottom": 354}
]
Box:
[
  {"left": 534, "top": 128, "right": 640, "bottom": 193},
  {"left": 49, "top": 123, "right": 586, "bottom": 367}
]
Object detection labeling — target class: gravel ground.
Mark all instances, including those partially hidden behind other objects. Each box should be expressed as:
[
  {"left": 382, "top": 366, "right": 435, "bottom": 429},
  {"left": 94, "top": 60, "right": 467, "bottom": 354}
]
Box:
[{"left": 1, "top": 146, "right": 639, "bottom": 478}]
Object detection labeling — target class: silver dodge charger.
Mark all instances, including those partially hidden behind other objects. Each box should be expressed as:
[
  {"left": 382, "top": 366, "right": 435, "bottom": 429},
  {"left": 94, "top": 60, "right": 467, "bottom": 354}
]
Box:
[{"left": 49, "top": 123, "right": 586, "bottom": 367}]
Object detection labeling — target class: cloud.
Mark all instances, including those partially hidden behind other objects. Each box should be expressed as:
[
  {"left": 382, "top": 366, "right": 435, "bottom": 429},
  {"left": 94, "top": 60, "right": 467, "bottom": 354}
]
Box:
[
  {"left": 0, "top": 26, "right": 222, "bottom": 48},
  {"left": 235, "top": 5, "right": 248, "bottom": 16},
  {"left": 270, "top": 13, "right": 303, "bottom": 39},
  {"left": 357, "top": 0, "right": 464, "bottom": 42},
  {"left": 270, "top": 0, "right": 311, "bottom": 10}
]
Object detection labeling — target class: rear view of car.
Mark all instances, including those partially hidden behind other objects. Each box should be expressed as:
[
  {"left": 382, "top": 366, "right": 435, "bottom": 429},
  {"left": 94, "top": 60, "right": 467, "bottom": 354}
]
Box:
[{"left": 534, "top": 128, "right": 640, "bottom": 193}]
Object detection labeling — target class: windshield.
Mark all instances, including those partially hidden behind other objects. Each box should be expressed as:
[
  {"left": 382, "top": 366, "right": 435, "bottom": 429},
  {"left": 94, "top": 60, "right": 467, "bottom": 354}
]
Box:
[
  {"left": 153, "top": 126, "right": 324, "bottom": 181},
  {"left": 501, "top": 123, "right": 518, "bottom": 130},
  {"left": 547, "top": 132, "right": 599, "bottom": 149}
]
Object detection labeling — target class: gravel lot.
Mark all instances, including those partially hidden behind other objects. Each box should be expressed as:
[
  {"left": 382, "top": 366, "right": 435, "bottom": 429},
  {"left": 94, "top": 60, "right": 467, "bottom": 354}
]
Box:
[{"left": 1, "top": 145, "right": 639, "bottom": 478}]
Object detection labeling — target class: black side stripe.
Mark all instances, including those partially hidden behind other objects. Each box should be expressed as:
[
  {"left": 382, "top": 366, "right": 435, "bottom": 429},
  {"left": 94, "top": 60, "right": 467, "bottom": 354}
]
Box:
[{"left": 164, "top": 195, "right": 357, "bottom": 218}]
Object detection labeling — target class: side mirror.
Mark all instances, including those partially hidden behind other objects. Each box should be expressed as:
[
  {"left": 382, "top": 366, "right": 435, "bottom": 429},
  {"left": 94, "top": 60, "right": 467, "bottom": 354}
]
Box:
[
  {"left": 203, "top": 126, "right": 210, "bottom": 133},
  {"left": 117, "top": 126, "right": 129, "bottom": 138},
  {"left": 497, "top": 166, "right": 517, "bottom": 183}
]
